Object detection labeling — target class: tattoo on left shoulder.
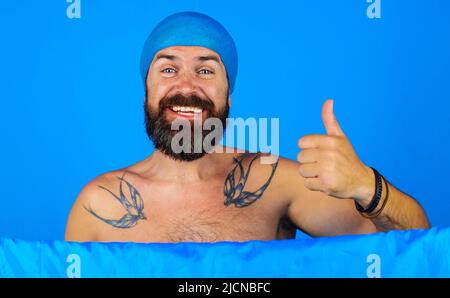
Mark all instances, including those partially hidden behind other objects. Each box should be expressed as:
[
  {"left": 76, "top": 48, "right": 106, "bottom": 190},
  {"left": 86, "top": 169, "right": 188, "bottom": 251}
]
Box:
[
  {"left": 224, "top": 153, "right": 279, "bottom": 208},
  {"left": 83, "top": 174, "right": 147, "bottom": 229}
]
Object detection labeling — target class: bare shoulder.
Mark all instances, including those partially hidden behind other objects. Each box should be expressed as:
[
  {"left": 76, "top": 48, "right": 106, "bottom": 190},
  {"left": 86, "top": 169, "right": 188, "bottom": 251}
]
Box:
[
  {"left": 65, "top": 169, "right": 130, "bottom": 242},
  {"left": 262, "top": 155, "right": 303, "bottom": 199}
]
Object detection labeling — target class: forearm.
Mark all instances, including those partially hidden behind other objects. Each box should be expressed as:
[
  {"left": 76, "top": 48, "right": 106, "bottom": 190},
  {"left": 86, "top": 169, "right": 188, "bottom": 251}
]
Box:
[{"left": 356, "top": 172, "right": 431, "bottom": 231}]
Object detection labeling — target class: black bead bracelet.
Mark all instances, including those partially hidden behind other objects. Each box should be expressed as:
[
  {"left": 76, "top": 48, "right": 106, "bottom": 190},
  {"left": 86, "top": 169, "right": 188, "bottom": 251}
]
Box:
[{"left": 355, "top": 167, "right": 383, "bottom": 214}]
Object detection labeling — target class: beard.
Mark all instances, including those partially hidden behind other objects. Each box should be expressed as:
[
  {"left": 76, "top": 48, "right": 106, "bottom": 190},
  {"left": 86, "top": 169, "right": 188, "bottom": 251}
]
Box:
[{"left": 144, "top": 92, "right": 229, "bottom": 162}]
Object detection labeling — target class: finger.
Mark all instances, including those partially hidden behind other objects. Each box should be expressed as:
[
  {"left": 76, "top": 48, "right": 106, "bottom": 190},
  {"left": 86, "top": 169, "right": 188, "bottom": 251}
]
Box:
[
  {"left": 322, "top": 99, "right": 345, "bottom": 137},
  {"left": 298, "top": 163, "right": 320, "bottom": 178},
  {"left": 297, "top": 148, "right": 320, "bottom": 164},
  {"left": 298, "top": 134, "right": 336, "bottom": 149},
  {"left": 303, "top": 177, "right": 323, "bottom": 192}
]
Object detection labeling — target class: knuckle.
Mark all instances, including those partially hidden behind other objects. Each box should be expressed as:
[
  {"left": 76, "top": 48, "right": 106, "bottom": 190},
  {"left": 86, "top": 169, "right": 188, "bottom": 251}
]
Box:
[
  {"left": 328, "top": 179, "right": 339, "bottom": 193},
  {"left": 319, "top": 175, "right": 327, "bottom": 185},
  {"left": 320, "top": 175, "right": 336, "bottom": 191}
]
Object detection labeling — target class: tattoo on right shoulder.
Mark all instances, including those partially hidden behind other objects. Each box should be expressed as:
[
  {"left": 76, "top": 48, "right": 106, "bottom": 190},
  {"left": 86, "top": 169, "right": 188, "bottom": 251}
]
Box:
[{"left": 83, "top": 174, "right": 147, "bottom": 229}]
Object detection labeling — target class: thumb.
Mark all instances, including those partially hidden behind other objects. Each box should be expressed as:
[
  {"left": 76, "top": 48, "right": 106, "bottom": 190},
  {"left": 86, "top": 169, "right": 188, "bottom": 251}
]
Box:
[{"left": 322, "top": 99, "right": 345, "bottom": 136}]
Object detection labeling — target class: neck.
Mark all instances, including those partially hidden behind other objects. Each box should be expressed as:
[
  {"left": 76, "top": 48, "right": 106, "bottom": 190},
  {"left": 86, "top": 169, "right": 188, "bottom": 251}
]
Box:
[{"left": 143, "top": 148, "right": 224, "bottom": 182}]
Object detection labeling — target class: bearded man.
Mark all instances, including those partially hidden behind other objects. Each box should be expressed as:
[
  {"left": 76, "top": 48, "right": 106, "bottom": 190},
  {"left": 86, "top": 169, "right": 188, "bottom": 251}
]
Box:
[{"left": 65, "top": 12, "right": 429, "bottom": 243}]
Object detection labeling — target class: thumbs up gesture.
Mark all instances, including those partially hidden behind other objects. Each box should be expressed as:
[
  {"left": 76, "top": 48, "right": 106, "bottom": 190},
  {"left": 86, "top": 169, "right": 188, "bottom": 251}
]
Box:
[{"left": 297, "top": 99, "right": 374, "bottom": 204}]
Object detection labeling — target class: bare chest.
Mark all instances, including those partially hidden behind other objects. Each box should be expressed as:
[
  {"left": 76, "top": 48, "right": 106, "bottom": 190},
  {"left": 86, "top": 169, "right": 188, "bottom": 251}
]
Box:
[{"left": 95, "top": 181, "right": 294, "bottom": 243}]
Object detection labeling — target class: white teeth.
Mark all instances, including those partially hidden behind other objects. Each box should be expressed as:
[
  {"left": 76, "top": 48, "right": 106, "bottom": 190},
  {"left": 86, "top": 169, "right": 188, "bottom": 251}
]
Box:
[
  {"left": 177, "top": 112, "right": 195, "bottom": 116},
  {"left": 171, "top": 106, "right": 203, "bottom": 114}
]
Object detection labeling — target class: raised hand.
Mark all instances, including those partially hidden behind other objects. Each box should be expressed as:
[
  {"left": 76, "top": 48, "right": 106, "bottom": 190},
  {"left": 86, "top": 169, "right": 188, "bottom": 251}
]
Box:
[{"left": 297, "top": 99, "right": 374, "bottom": 204}]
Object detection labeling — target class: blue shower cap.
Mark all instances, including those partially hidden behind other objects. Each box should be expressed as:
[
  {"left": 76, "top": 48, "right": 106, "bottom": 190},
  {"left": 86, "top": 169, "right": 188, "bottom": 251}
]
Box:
[{"left": 140, "top": 11, "right": 238, "bottom": 93}]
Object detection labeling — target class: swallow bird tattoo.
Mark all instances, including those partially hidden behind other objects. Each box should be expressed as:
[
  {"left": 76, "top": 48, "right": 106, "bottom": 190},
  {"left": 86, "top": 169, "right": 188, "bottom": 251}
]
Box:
[
  {"left": 84, "top": 174, "right": 147, "bottom": 229},
  {"left": 224, "top": 153, "right": 279, "bottom": 208}
]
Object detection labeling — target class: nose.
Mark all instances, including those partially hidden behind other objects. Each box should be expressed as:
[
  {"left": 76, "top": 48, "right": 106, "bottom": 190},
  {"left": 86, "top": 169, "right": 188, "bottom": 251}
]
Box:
[{"left": 174, "top": 71, "right": 198, "bottom": 96}]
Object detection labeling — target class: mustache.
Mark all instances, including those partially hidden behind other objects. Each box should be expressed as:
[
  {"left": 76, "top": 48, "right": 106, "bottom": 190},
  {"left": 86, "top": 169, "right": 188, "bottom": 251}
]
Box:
[{"left": 159, "top": 93, "right": 215, "bottom": 111}]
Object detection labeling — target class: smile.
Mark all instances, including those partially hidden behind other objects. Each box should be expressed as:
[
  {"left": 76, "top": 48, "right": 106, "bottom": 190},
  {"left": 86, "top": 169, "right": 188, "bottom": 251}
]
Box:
[{"left": 167, "top": 105, "right": 205, "bottom": 118}]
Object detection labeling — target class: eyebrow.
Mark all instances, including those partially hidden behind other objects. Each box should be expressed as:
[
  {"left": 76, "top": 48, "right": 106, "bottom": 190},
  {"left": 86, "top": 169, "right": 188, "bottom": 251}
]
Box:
[
  {"left": 154, "top": 54, "right": 179, "bottom": 62},
  {"left": 195, "top": 55, "right": 221, "bottom": 65},
  {"left": 154, "top": 53, "right": 221, "bottom": 65}
]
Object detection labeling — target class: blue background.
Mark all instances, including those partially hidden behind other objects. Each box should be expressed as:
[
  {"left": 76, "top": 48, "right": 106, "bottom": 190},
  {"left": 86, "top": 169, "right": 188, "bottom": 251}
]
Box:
[{"left": 0, "top": 0, "right": 449, "bottom": 241}]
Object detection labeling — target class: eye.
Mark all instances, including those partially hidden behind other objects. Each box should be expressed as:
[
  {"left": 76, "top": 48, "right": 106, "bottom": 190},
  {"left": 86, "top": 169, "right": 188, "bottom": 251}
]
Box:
[
  {"left": 161, "top": 68, "right": 176, "bottom": 74},
  {"left": 198, "top": 69, "right": 214, "bottom": 75}
]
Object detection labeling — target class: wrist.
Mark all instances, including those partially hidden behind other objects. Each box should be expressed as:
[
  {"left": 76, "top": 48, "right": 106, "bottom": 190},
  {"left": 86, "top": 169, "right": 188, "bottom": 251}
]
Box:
[{"left": 353, "top": 165, "right": 375, "bottom": 208}]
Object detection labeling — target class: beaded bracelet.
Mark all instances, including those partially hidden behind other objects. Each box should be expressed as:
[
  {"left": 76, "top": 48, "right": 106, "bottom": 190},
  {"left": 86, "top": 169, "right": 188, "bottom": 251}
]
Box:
[
  {"left": 360, "top": 176, "right": 390, "bottom": 219},
  {"left": 355, "top": 167, "right": 383, "bottom": 214}
]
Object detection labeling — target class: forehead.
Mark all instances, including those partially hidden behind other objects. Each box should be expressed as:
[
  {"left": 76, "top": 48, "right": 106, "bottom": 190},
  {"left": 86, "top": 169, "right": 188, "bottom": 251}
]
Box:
[{"left": 151, "top": 46, "right": 223, "bottom": 65}]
